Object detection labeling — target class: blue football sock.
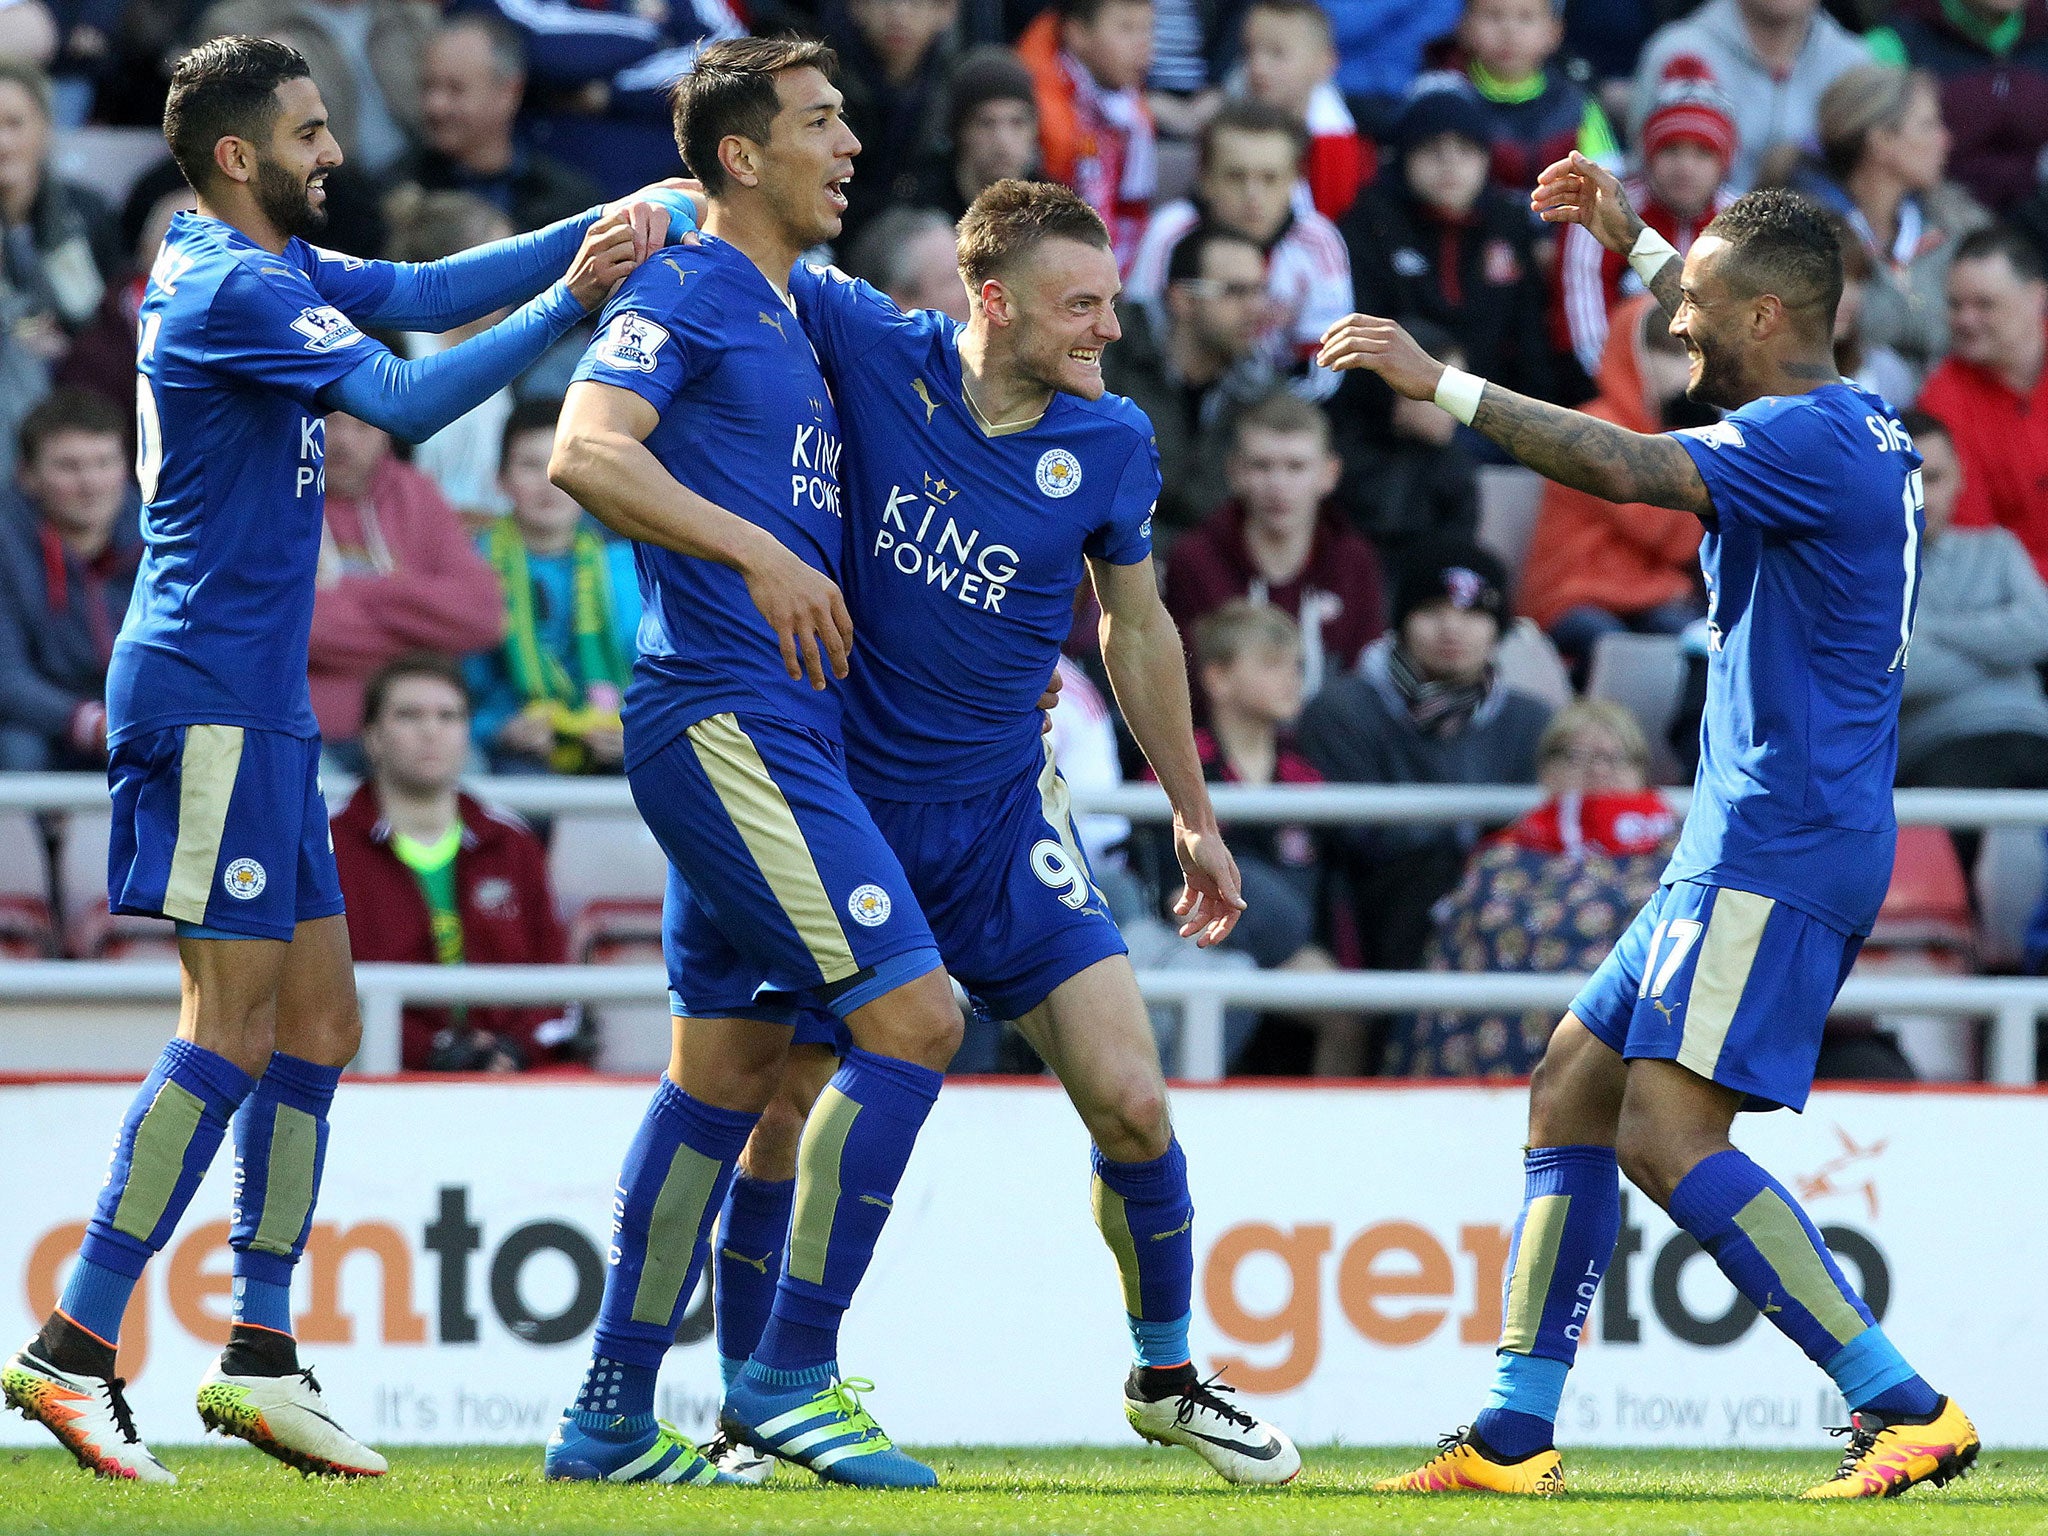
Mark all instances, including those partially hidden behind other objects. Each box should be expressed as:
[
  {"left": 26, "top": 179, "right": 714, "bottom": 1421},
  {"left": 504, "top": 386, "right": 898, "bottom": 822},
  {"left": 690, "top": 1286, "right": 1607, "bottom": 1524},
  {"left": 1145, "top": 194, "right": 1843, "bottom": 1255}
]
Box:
[
  {"left": 715, "top": 1172, "right": 792, "bottom": 1382},
  {"left": 753, "top": 1048, "right": 941, "bottom": 1375},
  {"left": 588, "top": 1078, "right": 756, "bottom": 1378},
  {"left": 229, "top": 1052, "right": 340, "bottom": 1337},
  {"left": 1471, "top": 1145, "right": 1620, "bottom": 1459},
  {"left": 1826, "top": 1328, "right": 1942, "bottom": 1418},
  {"left": 1668, "top": 1149, "right": 1911, "bottom": 1402},
  {"left": 570, "top": 1353, "right": 656, "bottom": 1433},
  {"left": 1091, "top": 1138, "right": 1194, "bottom": 1368},
  {"left": 63, "top": 1039, "right": 255, "bottom": 1344}
]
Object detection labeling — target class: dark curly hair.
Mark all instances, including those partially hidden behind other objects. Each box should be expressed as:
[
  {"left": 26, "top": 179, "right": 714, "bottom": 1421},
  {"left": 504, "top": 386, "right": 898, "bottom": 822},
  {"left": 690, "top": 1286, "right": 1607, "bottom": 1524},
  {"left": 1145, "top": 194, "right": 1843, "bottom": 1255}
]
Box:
[
  {"left": 163, "top": 36, "right": 311, "bottom": 192},
  {"left": 1702, "top": 187, "right": 1845, "bottom": 333}
]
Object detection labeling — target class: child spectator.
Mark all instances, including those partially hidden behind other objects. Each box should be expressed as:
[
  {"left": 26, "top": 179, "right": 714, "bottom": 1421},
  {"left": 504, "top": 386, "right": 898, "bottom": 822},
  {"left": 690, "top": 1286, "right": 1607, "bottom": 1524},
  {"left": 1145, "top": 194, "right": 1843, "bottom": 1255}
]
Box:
[
  {"left": 1398, "top": 699, "right": 1678, "bottom": 1076},
  {"left": 0, "top": 389, "right": 138, "bottom": 769},
  {"left": 1328, "top": 316, "right": 1481, "bottom": 565},
  {"left": 332, "top": 652, "right": 579, "bottom": 1072},
  {"left": 1164, "top": 392, "right": 1384, "bottom": 697},
  {"left": 1126, "top": 100, "right": 1353, "bottom": 392},
  {"left": 309, "top": 411, "right": 506, "bottom": 759},
  {"left": 911, "top": 46, "right": 1041, "bottom": 221},
  {"left": 1628, "top": 0, "right": 1869, "bottom": 194},
  {"left": 1868, "top": 0, "right": 2048, "bottom": 214},
  {"left": 1238, "top": 0, "right": 1375, "bottom": 221},
  {"left": 1018, "top": 0, "right": 1158, "bottom": 266},
  {"left": 1186, "top": 602, "right": 1361, "bottom": 1075},
  {"left": 1343, "top": 79, "right": 1580, "bottom": 405},
  {"left": 1447, "top": 0, "right": 1620, "bottom": 196},
  {"left": 1560, "top": 59, "right": 1736, "bottom": 376},
  {"left": 467, "top": 400, "right": 638, "bottom": 775},
  {"left": 1519, "top": 297, "right": 1706, "bottom": 683}
]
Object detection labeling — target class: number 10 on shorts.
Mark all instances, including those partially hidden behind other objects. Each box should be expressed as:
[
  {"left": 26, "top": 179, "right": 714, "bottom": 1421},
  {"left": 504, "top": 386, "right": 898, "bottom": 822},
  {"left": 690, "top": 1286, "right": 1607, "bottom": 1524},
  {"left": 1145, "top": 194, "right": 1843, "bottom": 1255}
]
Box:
[{"left": 1638, "top": 917, "right": 1703, "bottom": 1000}]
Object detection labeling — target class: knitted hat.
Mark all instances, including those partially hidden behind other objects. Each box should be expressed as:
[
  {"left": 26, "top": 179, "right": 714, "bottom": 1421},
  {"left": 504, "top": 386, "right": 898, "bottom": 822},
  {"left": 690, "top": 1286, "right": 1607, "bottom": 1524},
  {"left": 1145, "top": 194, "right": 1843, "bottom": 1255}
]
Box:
[
  {"left": 1642, "top": 56, "right": 1737, "bottom": 168},
  {"left": 1392, "top": 536, "right": 1510, "bottom": 633},
  {"left": 947, "top": 46, "right": 1039, "bottom": 140},
  {"left": 1390, "top": 73, "right": 1492, "bottom": 155}
]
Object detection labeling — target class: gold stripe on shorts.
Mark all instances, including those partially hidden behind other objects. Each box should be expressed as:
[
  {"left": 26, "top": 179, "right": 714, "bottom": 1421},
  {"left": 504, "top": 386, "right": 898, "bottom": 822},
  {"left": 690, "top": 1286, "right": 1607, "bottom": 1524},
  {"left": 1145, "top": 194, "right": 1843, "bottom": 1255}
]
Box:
[
  {"left": 1035, "top": 737, "right": 1101, "bottom": 903},
  {"left": 1676, "top": 889, "right": 1775, "bottom": 1081},
  {"left": 686, "top": 714, "right": 859, "bottom": 982},
  {"left": 163, "top": 725, "right": 245, "bottom": 924}
]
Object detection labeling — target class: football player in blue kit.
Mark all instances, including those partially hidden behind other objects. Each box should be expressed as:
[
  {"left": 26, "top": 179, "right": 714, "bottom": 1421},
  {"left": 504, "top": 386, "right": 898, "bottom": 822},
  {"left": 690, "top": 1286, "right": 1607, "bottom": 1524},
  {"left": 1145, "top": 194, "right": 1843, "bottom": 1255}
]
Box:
[
  {"left": 541, "top": 38, "right": 967, "bottom": 1491},
  {"left": 3, "top": 35, "right": 692, "bottom": 1486},
  {"left": 698, "top": 180, "right": 1301, "bottom": 1488},
  {"left": 1324, "top": 163, "right": 1977, "bottom": 1500}
]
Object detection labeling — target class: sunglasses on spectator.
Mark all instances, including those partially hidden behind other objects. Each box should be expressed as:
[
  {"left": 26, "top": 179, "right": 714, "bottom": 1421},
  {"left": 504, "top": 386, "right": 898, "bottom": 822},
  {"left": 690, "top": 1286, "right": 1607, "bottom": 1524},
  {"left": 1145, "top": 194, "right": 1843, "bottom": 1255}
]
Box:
[{"left": 1173, "top": 278, "right": 1267, "bottom": 301}]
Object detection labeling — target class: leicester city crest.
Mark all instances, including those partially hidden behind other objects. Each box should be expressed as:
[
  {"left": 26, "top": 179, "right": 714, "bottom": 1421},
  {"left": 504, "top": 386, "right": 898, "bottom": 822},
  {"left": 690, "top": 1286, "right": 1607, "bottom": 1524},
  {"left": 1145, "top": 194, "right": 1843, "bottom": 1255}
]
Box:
[{"left": 1036, "top": 448, "right": 1082, "bottom": 499}]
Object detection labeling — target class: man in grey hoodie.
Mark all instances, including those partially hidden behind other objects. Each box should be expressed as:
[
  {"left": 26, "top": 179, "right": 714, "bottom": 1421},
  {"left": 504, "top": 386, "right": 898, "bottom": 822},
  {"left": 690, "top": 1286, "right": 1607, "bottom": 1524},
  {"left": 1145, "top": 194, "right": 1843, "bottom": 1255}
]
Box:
[{"left": 1630, "top": 0, "right": 1870, "bottom": 193}]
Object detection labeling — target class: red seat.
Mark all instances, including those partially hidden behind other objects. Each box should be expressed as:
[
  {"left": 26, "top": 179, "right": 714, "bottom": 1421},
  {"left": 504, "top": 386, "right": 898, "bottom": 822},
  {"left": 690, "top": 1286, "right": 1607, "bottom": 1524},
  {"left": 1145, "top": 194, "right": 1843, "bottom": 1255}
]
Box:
[
  {"left": 1867, "top": 825, "right": 1974, "bottom": 954},
  {"left": 569, "top": 898, "right": 664, "bottom": 965}
]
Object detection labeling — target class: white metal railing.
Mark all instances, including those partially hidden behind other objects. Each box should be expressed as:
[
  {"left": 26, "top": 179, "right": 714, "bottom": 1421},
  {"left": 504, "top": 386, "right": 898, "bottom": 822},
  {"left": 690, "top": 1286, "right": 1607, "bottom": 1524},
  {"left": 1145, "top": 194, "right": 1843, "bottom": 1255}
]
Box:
[
  {"left": 6, "top": 770, "right": 2048, "bottom": 825},
  {"left": 0, "top": 961, "right": 2035, "bottom": 1084}
]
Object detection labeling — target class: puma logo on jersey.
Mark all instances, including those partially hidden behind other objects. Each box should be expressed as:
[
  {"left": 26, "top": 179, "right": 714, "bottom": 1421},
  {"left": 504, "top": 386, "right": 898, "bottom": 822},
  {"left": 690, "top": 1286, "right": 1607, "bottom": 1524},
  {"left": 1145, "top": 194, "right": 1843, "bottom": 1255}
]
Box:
[
  {"left": 911, "top": 377, "right": 939, "bottom": 423},
  {"left": 758, "top": 310, "right": 787, "bottom": 339}
]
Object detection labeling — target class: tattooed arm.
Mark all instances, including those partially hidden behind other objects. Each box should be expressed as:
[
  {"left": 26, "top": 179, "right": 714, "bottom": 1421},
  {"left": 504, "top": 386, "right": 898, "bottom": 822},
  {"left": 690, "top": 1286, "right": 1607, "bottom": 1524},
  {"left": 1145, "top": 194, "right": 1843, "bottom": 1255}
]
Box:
[
  {"left": 1316, "top": 314, "right": 1713, "bottom": 515},
  {"left": 1532, "top": 151, "right": 1684, "bottom": 325}
]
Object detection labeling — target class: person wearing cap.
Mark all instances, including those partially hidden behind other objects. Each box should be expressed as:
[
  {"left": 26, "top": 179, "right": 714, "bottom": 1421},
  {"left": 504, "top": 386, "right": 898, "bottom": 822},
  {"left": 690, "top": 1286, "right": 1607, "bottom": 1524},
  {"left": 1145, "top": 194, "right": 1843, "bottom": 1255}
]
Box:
[
  {"left": 1627, "top": 0, "right": 1870, "bottom": 195},
  {"left": 1296, "top": 535, "right": 1553, "bottom": 981},
  {"left": 911, "top": 45, "right": 1042, "bottom": 222},
  {"left": 1341, "top": 76, "right": 1581, "bottom": 406},
  {"left": 1560, "top": 58, "right": 1737, "bottom": 376},
  {"left": 1762, "top": 63, "right": 1986, "bottom": 388}
]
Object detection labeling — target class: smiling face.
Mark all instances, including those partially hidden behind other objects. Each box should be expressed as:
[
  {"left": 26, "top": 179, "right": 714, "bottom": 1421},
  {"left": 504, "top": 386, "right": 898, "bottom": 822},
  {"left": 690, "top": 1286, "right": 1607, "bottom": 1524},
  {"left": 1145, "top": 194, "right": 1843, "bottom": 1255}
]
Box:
[
  {"left": 738, "top": 66, "right": 862, "bottom": 248},
  {"left": 249, "top": 74, "right": 342, "bottom": 238},
  {"left": 1670, "top": 236, "right": 1762, "bottom": 409},
  {"left": 995, "top": 235, "right": 1124, "bottom": 399}
]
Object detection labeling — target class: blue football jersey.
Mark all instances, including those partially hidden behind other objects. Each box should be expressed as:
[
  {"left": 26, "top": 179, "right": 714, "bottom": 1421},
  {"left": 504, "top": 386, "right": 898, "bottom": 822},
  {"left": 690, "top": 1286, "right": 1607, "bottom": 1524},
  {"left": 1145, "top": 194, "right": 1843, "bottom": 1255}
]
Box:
[
  {"left": 574, "top": 240, "right": 849, "bottom": 764},
  {"left": 109, "top": 213, "right": 413, "bottom": 743},
  {"left": 1667, "top": 381, "right": 1924, "bottom": 934},
  {"left": 788, "top": 262, "right": 1158, "bottom": 799}
]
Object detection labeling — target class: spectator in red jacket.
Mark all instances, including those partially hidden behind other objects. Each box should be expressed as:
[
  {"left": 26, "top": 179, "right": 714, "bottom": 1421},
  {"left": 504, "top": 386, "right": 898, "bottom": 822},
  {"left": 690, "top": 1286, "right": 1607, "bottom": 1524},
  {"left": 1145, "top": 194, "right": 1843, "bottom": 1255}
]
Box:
[
  {"left": 310, "top": 410, "right": 506, "bottom": 758},
  {"left": 1239, "top": 0, "right": 1375, "bottom": 222},
  {"left": 1919, "top": 226, "right": 2048, "bottom": 580},
  {"left": 332, "top": 652, "right": 578, "bottom": 1072},
  {"left": 1164, "top": 391, "right": 1385, "bottom": 698},
  {"left": 1017, "top": 0, "right": 1158, "bottom": 267}
]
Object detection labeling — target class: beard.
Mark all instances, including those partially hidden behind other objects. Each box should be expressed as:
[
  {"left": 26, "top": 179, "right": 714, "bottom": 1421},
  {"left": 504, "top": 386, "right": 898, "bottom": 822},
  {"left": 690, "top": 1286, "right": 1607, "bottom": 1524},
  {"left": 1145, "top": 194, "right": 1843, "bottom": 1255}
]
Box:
[
  {"left": 1684, "top": 344, "right": 1745, "bottom": 411},
  {"left": 254, "top": 155, "right": 326, "bottom": 239}
]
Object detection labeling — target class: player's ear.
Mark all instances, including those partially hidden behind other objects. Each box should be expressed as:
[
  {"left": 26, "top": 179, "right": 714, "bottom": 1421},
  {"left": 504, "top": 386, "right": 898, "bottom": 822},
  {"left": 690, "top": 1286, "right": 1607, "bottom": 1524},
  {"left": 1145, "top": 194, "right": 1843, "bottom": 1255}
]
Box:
[
  {"left": 213, "top": 133, "right": 255, "bottom": 187},
  {"left": 719, "top": 134, "right": 760, "bottom": 190},
  {"left": 981, "top": 277, "right": 1012, "bottom": 325}
]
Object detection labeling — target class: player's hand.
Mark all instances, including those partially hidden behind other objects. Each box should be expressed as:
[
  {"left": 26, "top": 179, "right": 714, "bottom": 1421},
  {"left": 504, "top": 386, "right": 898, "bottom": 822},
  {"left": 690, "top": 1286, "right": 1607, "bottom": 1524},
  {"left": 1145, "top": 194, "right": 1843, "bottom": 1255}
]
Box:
[
  {"left": 739, "top": 539, "right": 855, "bottom": 689},
  {"left": 604, "top": 177, "right": 702, "bottom": 254},
  {"left": 1316, "top": 314, "right": 1446, "bottom": 401},
  {"left": 1037, "top": 665, "right": 1063, "bottom": 735},
  {"left": 565, "top": 206, "right": 654, "bottom": 310},
  {"left": 1172, "top": 820, "right": 1245, "bottom": 948},
  {"left": 1531, "top": 150, "right": 1643, "bottom": 256},
  {"left": 498, "top": 708, "right": 556, "bottom": 758},
  {"left": 583, "top": 724, "right": 625, "bottom": 766}
]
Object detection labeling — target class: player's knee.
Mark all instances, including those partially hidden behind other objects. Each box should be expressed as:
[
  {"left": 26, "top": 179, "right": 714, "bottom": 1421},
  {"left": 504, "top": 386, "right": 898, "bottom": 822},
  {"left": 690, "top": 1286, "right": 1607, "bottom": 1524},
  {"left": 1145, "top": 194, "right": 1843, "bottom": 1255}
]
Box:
[
  {"left": 1613, "top": 1111, "right": 1703, "bottom": 1211},
  {"left": 1087, "top": 1079, "right": 1170, "bottom": 1164}
]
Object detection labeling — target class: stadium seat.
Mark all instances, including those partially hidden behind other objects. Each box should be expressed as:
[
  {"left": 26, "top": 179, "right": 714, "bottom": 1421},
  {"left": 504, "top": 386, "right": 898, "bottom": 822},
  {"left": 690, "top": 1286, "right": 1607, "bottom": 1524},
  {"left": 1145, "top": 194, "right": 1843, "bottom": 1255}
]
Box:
[
  {"left": 1974, "top": 825, "right": 2048, "bottom": 970},
  {"left": 546, "top": 813, "right": 670, "bottom": 918},
  {"left": 0, "top": 810, "right": 56, "bottom": 957},
  {"left": 1869, "top": 825, "right": 1976, "bottom": 953},
  {"left": 1477, "top": 465, "right": 1545, "bottom": 581},
  {"left": 1494, "top": 617, "right": 1572, "bottom": 711},
  {"left": 1586, "top": 631, "right": 1686, "bottom": 784},
  {"left": 56, "top": 810, "right": 177, "bottom": 959}
]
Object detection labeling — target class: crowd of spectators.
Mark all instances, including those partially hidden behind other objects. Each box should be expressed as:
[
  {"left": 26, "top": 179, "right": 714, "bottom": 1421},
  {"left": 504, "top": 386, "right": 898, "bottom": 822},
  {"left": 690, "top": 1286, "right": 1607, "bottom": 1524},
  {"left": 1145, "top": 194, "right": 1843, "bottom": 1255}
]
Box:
[{"left": 10, "top": 0, "right": 2048, "bottom": 1080}]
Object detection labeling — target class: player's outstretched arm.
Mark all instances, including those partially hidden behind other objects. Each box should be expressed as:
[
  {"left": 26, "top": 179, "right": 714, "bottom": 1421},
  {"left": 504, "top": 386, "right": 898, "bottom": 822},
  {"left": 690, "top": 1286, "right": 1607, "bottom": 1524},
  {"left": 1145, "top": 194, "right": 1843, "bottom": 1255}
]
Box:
[
  {"left": 552, "top": 380, "right": 853, "bottom": 689},
  {"left": 1088, "top": 554, "right": 1245, "bottom": 947},
  {"left": 1317, "top": 313, "right": 1712, "bottom": 516},
  {"left": 1532, "top": 151, "right": 1683, "bottom": 323},
  {"left": 336, "top": 184, "right": 697, "bottom": 334},
  {"left": 322, "top": 208, "right": 653, "bottom": 443}
]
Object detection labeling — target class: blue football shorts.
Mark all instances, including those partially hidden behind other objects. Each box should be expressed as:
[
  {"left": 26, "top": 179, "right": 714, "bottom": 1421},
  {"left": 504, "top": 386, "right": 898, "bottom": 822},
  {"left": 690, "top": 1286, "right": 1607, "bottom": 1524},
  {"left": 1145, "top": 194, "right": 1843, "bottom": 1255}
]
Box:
[
  {"left": 633, "top": 711, "right": 939, "bottom": 1025},
  {"left": 107, "top": 724, "right": 343, "bottom": 942},
  {"left": 864, "top": 740, "right": 1129, "bottom": 1023},
  {"left": 1570, "top": 879, "right": 1864, "bottom": 1112}
]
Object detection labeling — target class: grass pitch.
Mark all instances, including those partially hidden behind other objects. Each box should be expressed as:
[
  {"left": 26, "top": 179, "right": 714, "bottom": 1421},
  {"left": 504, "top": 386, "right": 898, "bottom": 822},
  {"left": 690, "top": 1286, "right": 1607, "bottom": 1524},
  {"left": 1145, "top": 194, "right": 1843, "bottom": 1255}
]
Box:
[{"left": 2, "top": 1445, "right": 2045, "bottom": 1535}]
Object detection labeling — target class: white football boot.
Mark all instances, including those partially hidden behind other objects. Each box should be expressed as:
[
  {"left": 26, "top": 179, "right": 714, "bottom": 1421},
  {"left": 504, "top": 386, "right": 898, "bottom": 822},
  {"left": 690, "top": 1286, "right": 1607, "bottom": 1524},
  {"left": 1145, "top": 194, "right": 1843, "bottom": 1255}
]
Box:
[
  {"left": 196, "top": 1356, "right": 387, "bottom": 1476},
  {"left": 700, "top": 1429, "right": 777, "bottom": 1485},
  {"left": 1124, "top": 1366, "right": 1301, "bottom": 1486},
  {"left": 3, "top": 1344, "right": 175, "bottom": 1483}
]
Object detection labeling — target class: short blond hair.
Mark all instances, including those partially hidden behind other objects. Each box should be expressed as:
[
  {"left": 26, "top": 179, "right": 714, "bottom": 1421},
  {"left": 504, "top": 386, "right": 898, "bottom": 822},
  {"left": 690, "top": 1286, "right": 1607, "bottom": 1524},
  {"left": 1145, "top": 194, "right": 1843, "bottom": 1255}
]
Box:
[
  {"left": 1538, "top": 699, "right": 1650, "bottom": 774},
  {"left": 956, "top": 179, "right": 1110, "bottom": 292},
  {"left": 1192, "top": 599, "right": 1300, "bottom": 672}
]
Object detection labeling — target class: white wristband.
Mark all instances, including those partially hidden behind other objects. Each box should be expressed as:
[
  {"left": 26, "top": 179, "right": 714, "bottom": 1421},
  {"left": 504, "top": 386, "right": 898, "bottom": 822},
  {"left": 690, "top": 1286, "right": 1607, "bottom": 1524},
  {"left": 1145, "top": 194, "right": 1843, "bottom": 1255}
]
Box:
[
  {"left": 1433, "top": 366, "right": 1485, "bottom": 426},
  {"left": 1628, "top": 225, "right": 1680, "bottom": 286}
]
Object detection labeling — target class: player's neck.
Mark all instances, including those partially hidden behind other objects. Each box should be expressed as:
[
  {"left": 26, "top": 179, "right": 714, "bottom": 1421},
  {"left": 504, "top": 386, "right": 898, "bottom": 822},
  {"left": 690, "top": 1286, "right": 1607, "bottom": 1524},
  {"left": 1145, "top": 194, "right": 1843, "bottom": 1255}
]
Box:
[
  {"left": 701, "top": 201, "right": 802, "bottom": 296},
  {"left": 378, "top": 781, "right": 460, "bottom": 845},
  {"left": 958, "top": 323, "right": 1054, "bottom": 430},
  {"left": 195, "top": 190, "right": 292, "bottom": 255}
]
